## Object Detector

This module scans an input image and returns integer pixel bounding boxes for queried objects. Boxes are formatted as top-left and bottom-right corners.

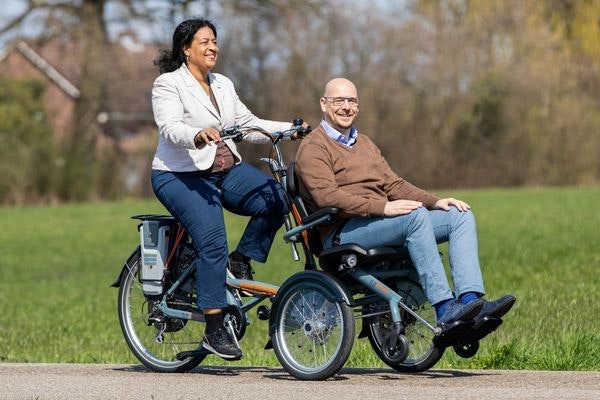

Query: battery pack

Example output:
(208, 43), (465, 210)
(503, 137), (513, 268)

(139, 220), (171, 296)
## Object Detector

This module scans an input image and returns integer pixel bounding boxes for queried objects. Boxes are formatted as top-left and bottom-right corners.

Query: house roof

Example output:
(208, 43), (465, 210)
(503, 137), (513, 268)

(1, 37), (161, 121)
(13, 41), (81, 98)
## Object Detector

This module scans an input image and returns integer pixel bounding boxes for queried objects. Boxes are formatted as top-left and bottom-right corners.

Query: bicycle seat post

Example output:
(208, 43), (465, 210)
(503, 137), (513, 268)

(284, 215), (300, 261)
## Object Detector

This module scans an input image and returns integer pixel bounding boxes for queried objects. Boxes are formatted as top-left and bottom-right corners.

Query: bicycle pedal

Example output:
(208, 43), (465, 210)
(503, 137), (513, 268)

(433, 320), (475, 348)
(467, 317), (503, 342)
(257, 305), (270, 320)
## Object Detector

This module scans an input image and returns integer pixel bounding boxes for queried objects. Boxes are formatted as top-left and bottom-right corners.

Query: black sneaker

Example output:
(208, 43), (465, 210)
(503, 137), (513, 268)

(476, 294), (516, 322)
(228, 252), (254, 281)
(202, 327), (243, 360)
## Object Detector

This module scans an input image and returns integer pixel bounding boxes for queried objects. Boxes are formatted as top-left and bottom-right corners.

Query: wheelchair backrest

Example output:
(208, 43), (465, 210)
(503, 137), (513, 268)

(286, 162), (325, 257)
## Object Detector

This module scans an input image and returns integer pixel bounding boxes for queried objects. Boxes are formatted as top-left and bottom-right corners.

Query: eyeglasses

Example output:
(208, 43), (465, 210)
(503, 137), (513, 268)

(323, 96), (359, 107)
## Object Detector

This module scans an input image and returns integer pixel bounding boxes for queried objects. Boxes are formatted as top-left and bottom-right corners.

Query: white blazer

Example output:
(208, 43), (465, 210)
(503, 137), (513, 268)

(151, 63), (292, 171)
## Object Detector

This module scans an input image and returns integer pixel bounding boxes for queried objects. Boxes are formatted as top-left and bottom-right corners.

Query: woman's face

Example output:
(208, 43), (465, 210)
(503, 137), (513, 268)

(184, 26), (218, 74)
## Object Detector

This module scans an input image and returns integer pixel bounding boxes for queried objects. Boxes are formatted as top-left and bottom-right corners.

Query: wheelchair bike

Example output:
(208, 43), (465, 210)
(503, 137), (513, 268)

(112, 119), (484, 381)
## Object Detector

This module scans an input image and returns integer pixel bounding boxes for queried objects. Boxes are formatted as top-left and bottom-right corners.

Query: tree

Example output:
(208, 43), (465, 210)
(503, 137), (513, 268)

(0, 76), (57, 204)
(1, 0), (598, 202)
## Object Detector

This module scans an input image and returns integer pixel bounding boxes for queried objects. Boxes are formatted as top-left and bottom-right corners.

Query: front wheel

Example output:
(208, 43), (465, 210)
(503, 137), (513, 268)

(117, 248), (206, 372)
(271, 278), (355, 380)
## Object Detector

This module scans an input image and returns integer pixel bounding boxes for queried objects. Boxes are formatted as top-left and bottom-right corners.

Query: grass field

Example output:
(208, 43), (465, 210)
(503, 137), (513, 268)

(1, 186), (599, 371)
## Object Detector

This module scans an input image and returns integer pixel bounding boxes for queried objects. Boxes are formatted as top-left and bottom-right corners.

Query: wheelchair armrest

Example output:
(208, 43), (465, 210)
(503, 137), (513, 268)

(283, 207), (339, 243)
(302, 207), (339, 225)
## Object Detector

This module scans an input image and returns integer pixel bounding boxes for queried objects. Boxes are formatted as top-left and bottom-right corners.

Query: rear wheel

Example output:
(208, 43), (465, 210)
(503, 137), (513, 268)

(366, 279), (444, 372)
(117, 248), (206, 372)
(271, 279), (355, 380)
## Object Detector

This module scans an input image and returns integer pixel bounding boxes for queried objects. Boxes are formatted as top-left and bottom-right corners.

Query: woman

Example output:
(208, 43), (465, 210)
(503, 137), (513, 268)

(151, 18), (299, 360)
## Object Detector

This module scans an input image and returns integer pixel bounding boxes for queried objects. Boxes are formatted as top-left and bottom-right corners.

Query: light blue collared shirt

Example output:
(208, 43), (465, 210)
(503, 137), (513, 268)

(321, 120), (358, 147)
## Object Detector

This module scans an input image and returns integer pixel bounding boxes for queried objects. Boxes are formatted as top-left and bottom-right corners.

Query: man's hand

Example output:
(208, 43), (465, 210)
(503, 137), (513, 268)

(434, 197), (471, 212)
(384, 200), (423, 216)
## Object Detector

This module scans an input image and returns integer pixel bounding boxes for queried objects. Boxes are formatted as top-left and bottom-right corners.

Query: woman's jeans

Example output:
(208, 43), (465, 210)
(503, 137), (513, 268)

(324, 207), (485, 305)
(151, 162), (288, 309)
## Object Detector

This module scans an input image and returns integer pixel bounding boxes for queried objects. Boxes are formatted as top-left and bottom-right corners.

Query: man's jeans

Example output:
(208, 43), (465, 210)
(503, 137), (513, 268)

(151, 162), (288, 309)
(324, 207), (485, 305)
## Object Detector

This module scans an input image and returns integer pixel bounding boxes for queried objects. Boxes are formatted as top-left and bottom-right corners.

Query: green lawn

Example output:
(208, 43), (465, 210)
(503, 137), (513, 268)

(1, 186), (599, 370)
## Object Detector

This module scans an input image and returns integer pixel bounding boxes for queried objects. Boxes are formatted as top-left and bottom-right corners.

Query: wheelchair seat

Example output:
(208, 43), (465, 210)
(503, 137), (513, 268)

(318, 243), (411, 273)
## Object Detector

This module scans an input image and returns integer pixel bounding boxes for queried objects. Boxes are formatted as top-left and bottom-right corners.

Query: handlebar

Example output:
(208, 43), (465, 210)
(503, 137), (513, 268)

(218, 118), (312, 143)
(217, 118), (310, 263)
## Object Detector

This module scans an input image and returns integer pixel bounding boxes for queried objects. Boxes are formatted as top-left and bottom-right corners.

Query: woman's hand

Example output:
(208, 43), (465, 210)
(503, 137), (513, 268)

(194, 128), (222, 147)
(434, 197), (471, 212)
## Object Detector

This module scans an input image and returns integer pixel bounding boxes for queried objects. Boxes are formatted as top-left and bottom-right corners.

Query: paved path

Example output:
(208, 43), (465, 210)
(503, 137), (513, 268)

(2, 363), (599, 399)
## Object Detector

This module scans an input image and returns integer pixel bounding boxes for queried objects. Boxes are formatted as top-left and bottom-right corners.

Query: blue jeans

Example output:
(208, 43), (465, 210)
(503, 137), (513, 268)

(151, 162), (288, 309)
(324, 207), (485, 305)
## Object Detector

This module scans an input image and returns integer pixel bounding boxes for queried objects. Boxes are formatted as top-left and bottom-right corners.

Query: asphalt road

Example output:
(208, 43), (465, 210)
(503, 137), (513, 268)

(2, 363), (599, 400)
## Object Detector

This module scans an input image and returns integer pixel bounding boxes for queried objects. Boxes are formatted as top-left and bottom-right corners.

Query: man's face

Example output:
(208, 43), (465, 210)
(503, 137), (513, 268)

(320, 80), (359, 132)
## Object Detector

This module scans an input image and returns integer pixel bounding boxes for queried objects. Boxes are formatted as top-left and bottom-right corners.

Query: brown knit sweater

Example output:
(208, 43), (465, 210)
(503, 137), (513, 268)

(295, 125), (440, 236)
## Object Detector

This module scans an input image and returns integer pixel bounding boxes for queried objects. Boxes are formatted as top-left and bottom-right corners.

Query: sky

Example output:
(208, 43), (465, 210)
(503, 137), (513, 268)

(0, 0), (28, 49)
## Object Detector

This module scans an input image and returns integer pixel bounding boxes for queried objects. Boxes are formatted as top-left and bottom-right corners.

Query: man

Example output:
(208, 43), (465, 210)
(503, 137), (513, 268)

(295, 77), (515, 345)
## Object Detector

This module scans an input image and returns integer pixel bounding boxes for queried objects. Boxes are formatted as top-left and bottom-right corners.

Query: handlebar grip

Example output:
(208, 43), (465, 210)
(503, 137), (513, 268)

(292, 118), (311, 138)
(222, 126), (239, 136)
(219, 126), (244, 142)
(297, 125), (312, 137)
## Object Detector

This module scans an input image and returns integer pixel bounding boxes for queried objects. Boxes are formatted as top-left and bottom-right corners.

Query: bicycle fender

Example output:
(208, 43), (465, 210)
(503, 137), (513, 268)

(268, 270), (353, 336)
(110, 246), (140, 288)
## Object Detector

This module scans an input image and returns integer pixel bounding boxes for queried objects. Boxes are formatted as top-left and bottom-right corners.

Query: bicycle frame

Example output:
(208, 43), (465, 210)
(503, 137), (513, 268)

(154, 220), (280, 323)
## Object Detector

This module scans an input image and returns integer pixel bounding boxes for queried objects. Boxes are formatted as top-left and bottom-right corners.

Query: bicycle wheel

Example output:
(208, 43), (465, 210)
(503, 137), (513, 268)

(271, 279), (355, 380)
(117, 248), (206, 372)
(366, 279), (444, 372)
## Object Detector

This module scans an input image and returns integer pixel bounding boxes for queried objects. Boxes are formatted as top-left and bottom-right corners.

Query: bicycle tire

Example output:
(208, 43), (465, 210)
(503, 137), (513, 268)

(271, 277), (355, 380)
(117, 247), (206, 372)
